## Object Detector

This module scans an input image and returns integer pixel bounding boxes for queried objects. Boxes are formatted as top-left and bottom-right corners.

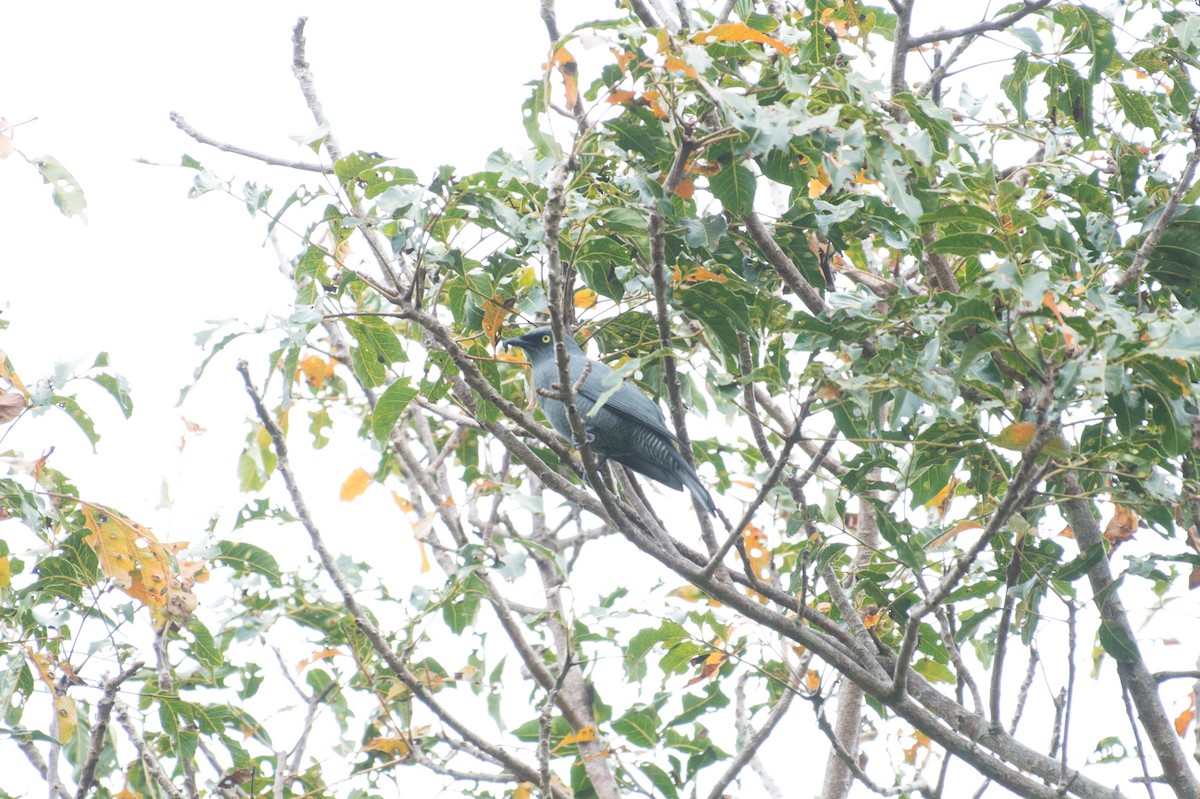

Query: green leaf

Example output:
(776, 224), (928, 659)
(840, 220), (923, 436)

(927, 233), (1005, 257)
(613, 705), (661, 748)
(24, 154), (87, 219)
(708, 162), (756, 217)
(87, 374), (133, 418)
(51, 395), (99, 450)
(216, 541), (283, 587)
(1097, 620), (1139, 662)
(185, 619), (224, 670)
(638, 762), (680, 799)
(1112, 83), (1161, 134)
(682, 215), (729, 248)
(669, 682), (729, 726)
(372, 378), (419, 444)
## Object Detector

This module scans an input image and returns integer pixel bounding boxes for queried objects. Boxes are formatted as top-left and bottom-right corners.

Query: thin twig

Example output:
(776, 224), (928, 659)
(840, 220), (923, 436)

(169, 113), (330, 173)
(113, 697), (187, 799)
(704, 676), (796, 799)
(539, 655), (573, 799)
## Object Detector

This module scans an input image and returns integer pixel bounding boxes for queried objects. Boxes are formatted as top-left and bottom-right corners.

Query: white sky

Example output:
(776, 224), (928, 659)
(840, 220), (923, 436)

(2, 3), (1197, 797)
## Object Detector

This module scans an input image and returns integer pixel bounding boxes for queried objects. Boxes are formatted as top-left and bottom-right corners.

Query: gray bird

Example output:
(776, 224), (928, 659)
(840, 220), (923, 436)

(502, 326), (716, 515)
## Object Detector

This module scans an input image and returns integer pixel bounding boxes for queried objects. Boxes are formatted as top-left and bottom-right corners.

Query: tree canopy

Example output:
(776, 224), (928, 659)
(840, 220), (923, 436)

(4, 2), (1200, 798)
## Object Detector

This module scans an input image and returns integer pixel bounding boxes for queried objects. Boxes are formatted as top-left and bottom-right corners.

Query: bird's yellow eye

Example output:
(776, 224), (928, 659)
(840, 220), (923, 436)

(541, 334), (551, 343)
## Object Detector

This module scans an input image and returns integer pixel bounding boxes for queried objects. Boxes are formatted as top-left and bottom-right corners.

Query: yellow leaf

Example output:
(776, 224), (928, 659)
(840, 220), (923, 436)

(518, 266), (538, 292)
(574, 288), (598, 309)
(992, 421), (1036, 450)
(923, 476), (960, 517)
(364, 736), (411, 758)
(0, 555), (9, 589)
(514, 783), (534, 799)
(805, 669), (821, 692)
(667, 585), (721, 606)
(607, 89), (637, 105)
(852, 168), (878, 185)
(296, 648), (344, 674)
(340, 468), (371, 501)
(691, 22), (793, 55)
(552, 725), (597, 753)
(54, 695), (77, 743)
(391, 491), (414, 513)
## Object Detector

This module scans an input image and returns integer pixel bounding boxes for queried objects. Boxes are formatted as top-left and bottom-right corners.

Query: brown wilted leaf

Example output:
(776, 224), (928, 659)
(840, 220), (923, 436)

(0, 390), (26, 423)
(481, 296), (513, 348)
(1104, 505), (1139, 546)
(340, 468), (371, 501)
(1189, 565), (1200, 590)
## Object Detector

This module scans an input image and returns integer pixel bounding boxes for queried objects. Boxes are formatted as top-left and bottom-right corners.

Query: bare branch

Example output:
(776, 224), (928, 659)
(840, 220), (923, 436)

(1060, 472), (1200, 798)
(704, 676), (796, 799)
(76, 660), (144, 799)
(113, 697), (187, 799)
(168, 113), (330, 173)
(908, 0), (1054, 48)
(235, 361), (573, 799)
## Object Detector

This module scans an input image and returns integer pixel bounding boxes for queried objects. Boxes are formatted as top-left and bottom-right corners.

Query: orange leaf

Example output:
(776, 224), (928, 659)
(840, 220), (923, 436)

(1104, 505), (1139, 546)
(663, 54), (698, 79)
(0, 350), (29, 396)
(296, 648), (344, 674)
(852, 168), (879, 185)
(681, 267), (728, 284)
(607, 89), (637, 106)
(674, 176), (695, 199)
(807, 163), (831, 198)
(691, 22), (793, 55)
(1175, 692), (1195, 736)
(297, 355), (335, 390)
(83, 505), (177, 616)
(549, 46), (579, 107)
(993, 421), (1036, 451)
(667, 585), (721, 606)
(641, 89), (669, 120)
(391, 491), (414, 513)
(481, 295), (513, 348)
(612, 48), (637, 73)
(340, 468), (371, 501)
(574, 288), (598, 309)
(805, 669), (821, 692)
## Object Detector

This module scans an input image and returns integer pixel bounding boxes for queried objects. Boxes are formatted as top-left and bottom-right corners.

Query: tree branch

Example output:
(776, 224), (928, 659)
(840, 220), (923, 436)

(75, 660), (144, 799)
(742, 212), (826, 315)
(1060, 472), (1200, 799)
(168, 113), (330, 173)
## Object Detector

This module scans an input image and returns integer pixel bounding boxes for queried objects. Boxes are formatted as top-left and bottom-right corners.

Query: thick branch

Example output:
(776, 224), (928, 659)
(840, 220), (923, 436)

(1060, 473), (1200, 799)
(75, 660), (144, 799)
(742, 212), (826, 315)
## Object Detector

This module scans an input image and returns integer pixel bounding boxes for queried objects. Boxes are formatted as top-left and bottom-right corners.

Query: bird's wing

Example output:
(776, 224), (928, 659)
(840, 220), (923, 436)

(575, 358), (681, 444)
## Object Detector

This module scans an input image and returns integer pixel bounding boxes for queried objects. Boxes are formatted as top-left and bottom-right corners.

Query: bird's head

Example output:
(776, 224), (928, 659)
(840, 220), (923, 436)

(501, 327), (581, 362)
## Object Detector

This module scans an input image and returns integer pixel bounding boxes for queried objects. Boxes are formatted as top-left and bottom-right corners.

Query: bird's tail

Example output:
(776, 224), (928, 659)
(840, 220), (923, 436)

(679, 465), (716, 515)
